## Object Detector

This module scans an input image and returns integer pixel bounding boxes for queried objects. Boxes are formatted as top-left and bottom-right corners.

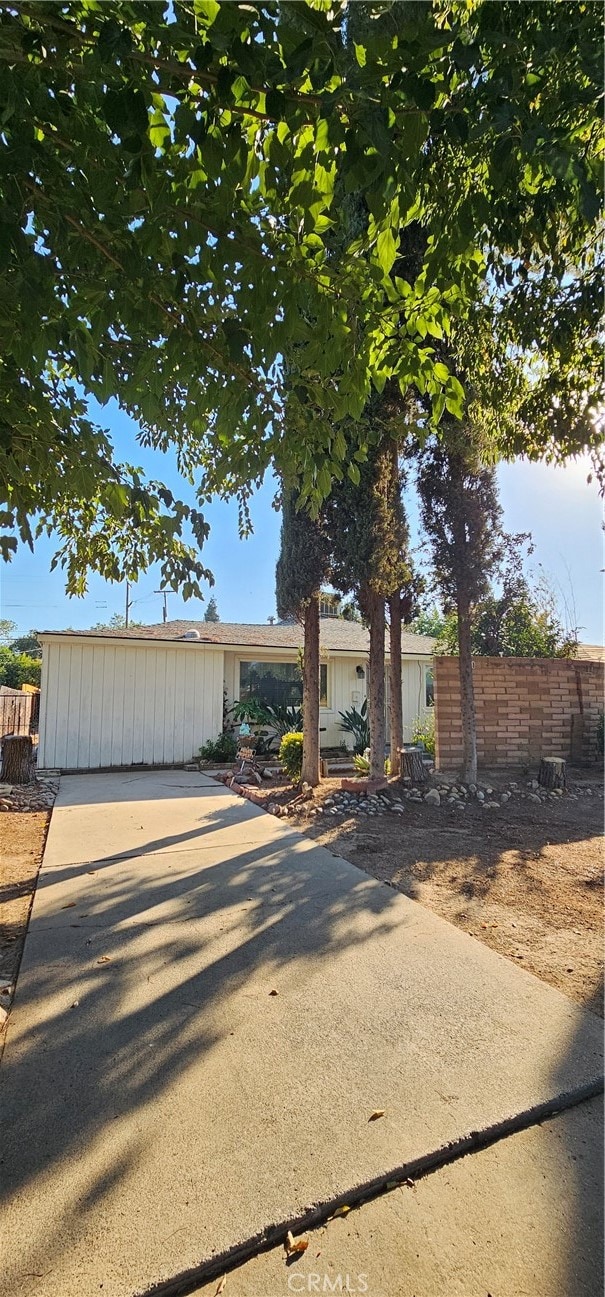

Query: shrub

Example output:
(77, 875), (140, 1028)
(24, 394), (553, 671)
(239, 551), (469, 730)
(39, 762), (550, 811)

(279, 731), (304, 783)
(411, 710), (435, 758)
(338, 699), (369, 754)
(199, 732), (237, 763)
(0, 647), (41, 689)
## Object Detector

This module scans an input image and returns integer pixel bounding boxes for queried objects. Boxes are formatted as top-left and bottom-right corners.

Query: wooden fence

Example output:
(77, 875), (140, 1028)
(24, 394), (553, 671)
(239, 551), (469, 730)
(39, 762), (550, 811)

(0, 687), (40, 739)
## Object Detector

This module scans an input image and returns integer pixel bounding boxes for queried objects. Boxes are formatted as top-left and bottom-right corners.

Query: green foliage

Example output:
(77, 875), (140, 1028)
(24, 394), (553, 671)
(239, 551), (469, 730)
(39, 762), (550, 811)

(8, 631), (41, 657)
(276, 489), (330, 619)
(279, 732), (304, 784)
(409, 608), (447, 639)
(411, 711), (435, 758)
(433, 558), (578, 659)
(92, 613), (142, 630)
(0, 619), (17, 646)
(199, 732), (237, 763)
(338, 699), (370, 754)
(417, 433), (505, 614)
(203, 596), (220, 623)
(0, 0), (601, 591)
(260, 703), (304, 740)
(0, 647), (41, 688)
(230, 698), (268, 726)
(326, 436), (411, 611)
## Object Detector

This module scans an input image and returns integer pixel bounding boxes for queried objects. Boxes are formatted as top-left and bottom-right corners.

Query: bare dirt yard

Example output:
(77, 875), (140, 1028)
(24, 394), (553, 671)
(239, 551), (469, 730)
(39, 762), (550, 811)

(0, 777), (58, 1043)
(238, 768), (604, 1015)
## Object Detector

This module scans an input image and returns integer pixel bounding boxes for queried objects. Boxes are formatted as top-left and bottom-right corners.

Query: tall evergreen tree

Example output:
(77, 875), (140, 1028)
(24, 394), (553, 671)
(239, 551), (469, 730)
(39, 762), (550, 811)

(203, 597), (220, 624)
(417, 432), (504, 783)
(325, 432), (409, 779)
(276, 490), (330, 786)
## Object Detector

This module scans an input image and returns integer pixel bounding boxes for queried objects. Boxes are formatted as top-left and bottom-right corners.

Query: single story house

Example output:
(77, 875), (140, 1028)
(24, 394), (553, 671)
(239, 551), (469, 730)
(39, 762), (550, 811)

(37, 620), (435, 772)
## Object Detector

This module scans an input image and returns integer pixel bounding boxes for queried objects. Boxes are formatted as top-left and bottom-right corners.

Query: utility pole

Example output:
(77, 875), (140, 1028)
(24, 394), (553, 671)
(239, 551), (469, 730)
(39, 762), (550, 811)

(154, 589), (168, 623)
(125, 581), (133, 629)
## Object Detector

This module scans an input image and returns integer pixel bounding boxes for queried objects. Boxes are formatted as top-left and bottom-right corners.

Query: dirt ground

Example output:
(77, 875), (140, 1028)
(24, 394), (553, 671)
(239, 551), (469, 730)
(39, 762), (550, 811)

(0, 811), (50, 1027)
(245, 770), (604, 1015)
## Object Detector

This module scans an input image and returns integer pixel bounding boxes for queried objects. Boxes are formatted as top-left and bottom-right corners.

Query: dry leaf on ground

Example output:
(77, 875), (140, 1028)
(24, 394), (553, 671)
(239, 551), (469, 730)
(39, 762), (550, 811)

(214, 1276), (227, 1295)
(285, 1230), (309, 1257)
(368, 1109), (385, 1121)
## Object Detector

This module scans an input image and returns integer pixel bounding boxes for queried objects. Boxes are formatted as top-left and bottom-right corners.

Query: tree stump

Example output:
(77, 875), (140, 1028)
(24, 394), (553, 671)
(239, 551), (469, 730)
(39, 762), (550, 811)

(538, 756), (566, 790)
(0, 735), (33, 785)
(399, 748), (428, 783)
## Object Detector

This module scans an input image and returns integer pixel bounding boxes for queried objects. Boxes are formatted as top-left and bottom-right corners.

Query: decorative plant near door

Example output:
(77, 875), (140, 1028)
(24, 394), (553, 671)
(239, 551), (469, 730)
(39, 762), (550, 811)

(338, 699), (370, 754)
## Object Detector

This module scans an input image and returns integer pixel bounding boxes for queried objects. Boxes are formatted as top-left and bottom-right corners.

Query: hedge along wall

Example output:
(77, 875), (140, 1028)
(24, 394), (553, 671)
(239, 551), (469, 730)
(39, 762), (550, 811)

(434, 656), (603, 772)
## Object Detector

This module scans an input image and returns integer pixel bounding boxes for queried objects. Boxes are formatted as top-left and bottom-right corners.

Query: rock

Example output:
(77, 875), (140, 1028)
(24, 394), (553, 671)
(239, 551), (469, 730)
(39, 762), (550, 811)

(500, 792), (510, 803)
(485, 800), (500, 809)
(476, 790), (485, 802)
(468, 783), (477, 794)
(527, 793), (541, 803)
(485, 786), (494, 795)
(424, 788), (441, 806)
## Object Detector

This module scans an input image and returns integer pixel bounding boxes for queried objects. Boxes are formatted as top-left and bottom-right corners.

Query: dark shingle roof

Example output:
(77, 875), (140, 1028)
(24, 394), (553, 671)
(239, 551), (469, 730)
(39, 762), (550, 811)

(39, 619), (435, 657)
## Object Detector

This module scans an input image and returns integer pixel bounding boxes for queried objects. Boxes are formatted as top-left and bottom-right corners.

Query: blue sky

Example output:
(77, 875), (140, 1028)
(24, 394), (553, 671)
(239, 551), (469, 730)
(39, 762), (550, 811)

(1, 399), (602, 643)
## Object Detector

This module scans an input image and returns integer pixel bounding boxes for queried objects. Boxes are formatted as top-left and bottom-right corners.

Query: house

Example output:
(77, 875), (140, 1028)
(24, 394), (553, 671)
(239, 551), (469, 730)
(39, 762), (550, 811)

(37, 620), (435, 771)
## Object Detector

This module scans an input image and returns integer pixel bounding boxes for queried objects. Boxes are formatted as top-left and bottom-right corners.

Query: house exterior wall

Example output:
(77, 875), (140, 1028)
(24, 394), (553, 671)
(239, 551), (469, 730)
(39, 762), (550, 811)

(434, 655), (604, 772)
(38, 638), (224, 770)
(224, 649), (432, 748)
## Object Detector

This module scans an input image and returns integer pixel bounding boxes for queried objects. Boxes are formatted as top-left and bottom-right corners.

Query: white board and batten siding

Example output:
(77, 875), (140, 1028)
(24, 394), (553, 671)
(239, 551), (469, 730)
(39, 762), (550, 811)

(38, 637), (224, 771)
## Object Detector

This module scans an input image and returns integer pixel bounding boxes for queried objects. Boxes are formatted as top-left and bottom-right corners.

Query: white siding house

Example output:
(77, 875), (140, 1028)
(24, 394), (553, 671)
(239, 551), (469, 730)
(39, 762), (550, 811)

(37, 620), (435, 771)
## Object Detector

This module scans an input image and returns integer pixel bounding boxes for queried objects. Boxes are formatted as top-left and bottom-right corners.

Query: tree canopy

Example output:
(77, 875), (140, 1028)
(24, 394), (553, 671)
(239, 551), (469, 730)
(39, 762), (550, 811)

(1, 0), (602, 591)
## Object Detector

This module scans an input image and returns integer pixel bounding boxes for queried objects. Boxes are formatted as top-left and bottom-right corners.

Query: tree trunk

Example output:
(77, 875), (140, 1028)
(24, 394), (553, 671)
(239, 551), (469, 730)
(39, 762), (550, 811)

(1, 735), (33, 785)
(301, 593), (321, 787)
(457, 590), (477, 785)
(400, 749), (427, 783)
(367, 587), (386, 781)
(388, 591), (403, 778)
(538, 757), (566, 790)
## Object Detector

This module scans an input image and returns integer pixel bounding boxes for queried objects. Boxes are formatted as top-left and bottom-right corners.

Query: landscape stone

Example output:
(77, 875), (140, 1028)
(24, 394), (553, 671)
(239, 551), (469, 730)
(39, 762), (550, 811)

(424, 788), (441, 806)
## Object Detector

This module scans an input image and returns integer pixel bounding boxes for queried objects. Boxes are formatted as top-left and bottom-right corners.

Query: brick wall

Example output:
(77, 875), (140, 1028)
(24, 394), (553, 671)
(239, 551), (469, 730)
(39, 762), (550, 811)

(434, 656), (604, 772)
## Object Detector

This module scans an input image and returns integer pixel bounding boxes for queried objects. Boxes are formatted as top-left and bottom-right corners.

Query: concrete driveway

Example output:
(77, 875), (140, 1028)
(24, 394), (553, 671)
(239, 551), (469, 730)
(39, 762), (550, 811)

(1, 770), (602, 1297)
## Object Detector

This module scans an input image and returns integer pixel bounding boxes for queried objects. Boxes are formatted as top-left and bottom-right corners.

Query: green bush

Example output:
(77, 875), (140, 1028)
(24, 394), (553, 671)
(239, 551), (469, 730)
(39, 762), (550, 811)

(0, 647), (41, 688)
(279, 731), (304, 783)
(411, 710), (435, 758)
(199, 732), (237, 762)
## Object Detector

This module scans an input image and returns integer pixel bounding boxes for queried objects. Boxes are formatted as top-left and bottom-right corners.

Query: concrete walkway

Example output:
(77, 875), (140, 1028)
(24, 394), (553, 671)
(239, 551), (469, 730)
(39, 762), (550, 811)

(1, 771), (602, 1297)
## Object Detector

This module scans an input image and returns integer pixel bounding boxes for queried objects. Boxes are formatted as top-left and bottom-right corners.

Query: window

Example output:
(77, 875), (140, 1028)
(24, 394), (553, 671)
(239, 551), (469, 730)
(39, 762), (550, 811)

(425, 666), (434, 707)
(240, 661), (329, 708)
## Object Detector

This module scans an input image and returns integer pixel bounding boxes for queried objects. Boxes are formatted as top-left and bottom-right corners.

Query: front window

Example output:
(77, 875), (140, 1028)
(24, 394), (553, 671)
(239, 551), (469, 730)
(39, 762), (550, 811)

(239, 661), (328, 708)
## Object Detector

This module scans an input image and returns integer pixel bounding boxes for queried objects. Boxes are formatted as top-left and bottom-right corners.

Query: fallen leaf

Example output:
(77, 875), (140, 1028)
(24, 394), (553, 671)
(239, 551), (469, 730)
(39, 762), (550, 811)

(333, 1205), (350, 1218)
(86, 870), (97, 875)
(61, 902), (76, 909)
(285, 1231), (308, 1257)
(403, 1178), (415, 1189)
(269, 989), (278, 996)
(97, 956), (111, 964)
(214, 1276), (227, 1295)
(368, 1109), (385, 1122)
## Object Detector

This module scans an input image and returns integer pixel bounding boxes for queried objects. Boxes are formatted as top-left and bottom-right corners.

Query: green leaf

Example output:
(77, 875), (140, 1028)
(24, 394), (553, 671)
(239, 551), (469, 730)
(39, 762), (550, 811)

(376, 227), (398, 274)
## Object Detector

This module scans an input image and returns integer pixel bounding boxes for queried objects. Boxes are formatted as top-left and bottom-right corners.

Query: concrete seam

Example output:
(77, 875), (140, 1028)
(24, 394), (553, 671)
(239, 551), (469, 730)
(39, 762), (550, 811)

(136, 1077), (604, 1297)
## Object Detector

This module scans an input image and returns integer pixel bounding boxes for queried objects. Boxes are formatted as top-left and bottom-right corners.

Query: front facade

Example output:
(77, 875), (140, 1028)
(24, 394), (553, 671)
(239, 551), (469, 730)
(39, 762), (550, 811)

(37, 620), (435, 771)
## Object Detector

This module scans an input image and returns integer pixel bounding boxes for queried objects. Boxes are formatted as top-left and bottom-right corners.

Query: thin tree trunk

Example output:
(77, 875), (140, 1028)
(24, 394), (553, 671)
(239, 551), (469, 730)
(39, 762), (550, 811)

(388, 590), (403, 777)
(367, 587), (386, 781)
(301, 593), (320, 786)
(457, 590), (477, 784)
